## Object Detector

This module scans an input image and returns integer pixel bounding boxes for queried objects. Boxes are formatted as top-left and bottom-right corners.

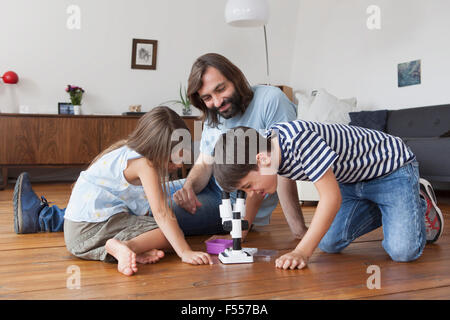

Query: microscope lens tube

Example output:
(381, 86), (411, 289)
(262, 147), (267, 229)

(221, 191), (232, 221)
(234, 190), (246, 218)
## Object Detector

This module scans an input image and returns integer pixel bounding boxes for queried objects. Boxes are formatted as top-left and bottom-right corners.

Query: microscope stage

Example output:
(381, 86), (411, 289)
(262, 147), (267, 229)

(218, 248), (254, 264)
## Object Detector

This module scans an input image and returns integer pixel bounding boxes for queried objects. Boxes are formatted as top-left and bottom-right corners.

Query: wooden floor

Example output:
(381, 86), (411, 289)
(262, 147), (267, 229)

(0, 182), (449, 300)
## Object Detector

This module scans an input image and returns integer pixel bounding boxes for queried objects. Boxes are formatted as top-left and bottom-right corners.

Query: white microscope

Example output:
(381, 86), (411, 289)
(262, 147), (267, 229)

(218, 190), (254, 264)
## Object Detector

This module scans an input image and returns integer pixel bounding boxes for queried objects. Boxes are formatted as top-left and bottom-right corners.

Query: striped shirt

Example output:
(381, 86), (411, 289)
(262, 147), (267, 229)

(268, 120), (415, 183)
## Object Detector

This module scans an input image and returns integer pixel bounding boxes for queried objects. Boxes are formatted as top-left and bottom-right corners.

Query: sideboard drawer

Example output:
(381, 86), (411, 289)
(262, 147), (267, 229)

(0, 117), (39, 164)
(38, 117), (100, 164)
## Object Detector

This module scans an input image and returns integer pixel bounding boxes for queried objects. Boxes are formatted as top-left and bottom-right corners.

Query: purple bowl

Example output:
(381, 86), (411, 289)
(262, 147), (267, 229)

(206, 239), (233, 254)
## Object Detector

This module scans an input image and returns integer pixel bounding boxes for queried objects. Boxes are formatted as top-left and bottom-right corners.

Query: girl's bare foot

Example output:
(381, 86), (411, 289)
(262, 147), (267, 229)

(105, 239), (138, 276)
(136, 249), (165, 264)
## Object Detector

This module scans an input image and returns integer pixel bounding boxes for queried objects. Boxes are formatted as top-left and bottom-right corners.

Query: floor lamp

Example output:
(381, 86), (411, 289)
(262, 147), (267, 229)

(225, 0), (270, 84)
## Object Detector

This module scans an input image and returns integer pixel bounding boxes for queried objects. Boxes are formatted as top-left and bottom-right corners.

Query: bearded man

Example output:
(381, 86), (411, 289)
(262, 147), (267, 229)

(171, 53), (307, 240)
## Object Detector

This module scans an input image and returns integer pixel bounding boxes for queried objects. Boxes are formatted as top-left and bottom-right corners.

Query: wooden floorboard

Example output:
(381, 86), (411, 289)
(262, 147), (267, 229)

(0, 182), (449, 300)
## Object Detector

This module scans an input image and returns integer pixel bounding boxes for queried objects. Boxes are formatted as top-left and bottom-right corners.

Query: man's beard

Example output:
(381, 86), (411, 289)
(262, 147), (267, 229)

(213, 90), (242, 119)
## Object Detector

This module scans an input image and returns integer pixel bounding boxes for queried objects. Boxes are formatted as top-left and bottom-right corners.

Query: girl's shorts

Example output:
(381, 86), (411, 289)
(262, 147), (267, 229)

(64, 212), (158, 262)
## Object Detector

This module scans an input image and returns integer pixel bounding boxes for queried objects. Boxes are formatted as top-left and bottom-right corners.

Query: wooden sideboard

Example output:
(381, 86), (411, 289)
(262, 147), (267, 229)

(0, 113), (199, 189)
(0, 85), (293, 189)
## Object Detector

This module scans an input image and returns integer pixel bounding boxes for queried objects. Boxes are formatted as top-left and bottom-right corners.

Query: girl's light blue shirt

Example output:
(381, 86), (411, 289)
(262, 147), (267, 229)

(64, 145), (149, 223)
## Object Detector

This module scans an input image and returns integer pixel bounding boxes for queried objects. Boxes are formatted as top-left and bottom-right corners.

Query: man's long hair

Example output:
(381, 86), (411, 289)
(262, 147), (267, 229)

(187, 53), (254, 128)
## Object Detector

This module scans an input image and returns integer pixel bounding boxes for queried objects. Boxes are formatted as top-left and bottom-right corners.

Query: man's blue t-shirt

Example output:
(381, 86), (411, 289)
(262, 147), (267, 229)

(200, 85), (297, 225)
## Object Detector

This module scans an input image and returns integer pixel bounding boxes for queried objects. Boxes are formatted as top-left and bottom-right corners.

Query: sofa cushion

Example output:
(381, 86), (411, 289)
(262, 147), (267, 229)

(296, 89), (357, 124)
(349, 110), (388, 132)
(403, 137), (450, 182)
(386, 104), (450, 138)
(295, 92), (315, 120)
(308, 89), (356, 124)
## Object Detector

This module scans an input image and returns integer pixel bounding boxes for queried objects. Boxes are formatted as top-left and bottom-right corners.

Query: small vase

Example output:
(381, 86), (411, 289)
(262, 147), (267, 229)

(73, 105), (81, 115)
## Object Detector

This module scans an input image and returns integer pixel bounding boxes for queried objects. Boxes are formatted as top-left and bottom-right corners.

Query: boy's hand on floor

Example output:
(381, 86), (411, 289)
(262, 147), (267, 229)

(275, 250), (309, 270)
(181, 250), (213, 265)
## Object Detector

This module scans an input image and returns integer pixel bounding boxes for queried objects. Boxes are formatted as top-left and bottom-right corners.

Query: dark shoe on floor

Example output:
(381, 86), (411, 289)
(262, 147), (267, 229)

(420, 178), (444, 243)
(13, 172), (48, 234)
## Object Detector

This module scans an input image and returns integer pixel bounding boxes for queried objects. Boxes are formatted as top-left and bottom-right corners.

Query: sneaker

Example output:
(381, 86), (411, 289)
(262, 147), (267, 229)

(419, 178), (444, 243)
(13, 172), (48, 234)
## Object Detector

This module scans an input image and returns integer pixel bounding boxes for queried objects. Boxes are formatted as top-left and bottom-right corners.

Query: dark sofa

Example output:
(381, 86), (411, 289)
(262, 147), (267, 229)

(349, 104), (450, 189)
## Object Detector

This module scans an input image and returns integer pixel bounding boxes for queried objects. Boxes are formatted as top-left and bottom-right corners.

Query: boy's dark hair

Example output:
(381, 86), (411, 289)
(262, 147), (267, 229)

(213, 126), (271, 192)
(187, 53), (254, 128)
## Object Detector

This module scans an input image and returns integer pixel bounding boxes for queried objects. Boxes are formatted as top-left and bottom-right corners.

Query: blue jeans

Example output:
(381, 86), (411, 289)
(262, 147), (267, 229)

(157, 177), (225, 236)
(158, 177), (279, 235)
(318, 161), (426, 262)
(40, 205), (66, 232)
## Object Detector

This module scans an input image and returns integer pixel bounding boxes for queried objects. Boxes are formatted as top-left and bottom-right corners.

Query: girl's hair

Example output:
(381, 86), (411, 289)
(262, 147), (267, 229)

(89, 106), (188, 209)
(187, 53), (254, 128)
(212, 126), (271, 192)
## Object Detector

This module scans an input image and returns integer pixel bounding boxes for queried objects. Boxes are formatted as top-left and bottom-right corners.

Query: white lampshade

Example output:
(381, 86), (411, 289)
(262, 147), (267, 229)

(225, 0), (269, 27)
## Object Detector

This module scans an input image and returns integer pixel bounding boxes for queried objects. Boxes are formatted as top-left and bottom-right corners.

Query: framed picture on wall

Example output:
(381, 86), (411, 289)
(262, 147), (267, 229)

(131, 39), (158, 70)
(398, 59), (421, 87)
(58, 102), (74, 115)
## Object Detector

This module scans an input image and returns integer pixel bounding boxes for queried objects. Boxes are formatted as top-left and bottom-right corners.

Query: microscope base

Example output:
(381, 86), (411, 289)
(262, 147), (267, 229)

(219, 248), (254, 264)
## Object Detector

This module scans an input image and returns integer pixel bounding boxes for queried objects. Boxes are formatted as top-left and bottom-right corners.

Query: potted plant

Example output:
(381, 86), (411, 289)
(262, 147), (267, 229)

(164, 83), (192, 116)
(66, 85), (85, 114)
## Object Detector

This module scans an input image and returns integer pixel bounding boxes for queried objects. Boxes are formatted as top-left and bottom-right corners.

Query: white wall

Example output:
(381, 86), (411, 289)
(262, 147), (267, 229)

(290, 0), (450, 110)
(0, 0), (299, 115)
(4, 0), (447, 116)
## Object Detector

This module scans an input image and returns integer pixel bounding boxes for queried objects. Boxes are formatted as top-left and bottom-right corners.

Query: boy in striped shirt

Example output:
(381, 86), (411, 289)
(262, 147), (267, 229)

(212, 120), (443, 270)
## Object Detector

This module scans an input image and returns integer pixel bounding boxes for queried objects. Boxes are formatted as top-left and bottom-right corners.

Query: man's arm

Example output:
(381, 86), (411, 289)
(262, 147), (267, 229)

(276, 175), (308, 239)
(184, 153), (213, 193)
(173, 152), (213, 214)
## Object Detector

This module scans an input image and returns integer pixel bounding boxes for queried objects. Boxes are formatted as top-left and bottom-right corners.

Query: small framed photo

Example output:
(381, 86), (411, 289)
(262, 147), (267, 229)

(131, 39), (158, 70)
(58, 102), (74, 115)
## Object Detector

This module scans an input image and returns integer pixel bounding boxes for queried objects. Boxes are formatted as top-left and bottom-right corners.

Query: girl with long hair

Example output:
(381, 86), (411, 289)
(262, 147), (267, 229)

(14, 106), (212, 276)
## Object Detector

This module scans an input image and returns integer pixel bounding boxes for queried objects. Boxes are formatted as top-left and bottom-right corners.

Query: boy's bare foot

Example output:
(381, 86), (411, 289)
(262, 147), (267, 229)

(105, 239), (138, 276)
(136, 249), (165, 264)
